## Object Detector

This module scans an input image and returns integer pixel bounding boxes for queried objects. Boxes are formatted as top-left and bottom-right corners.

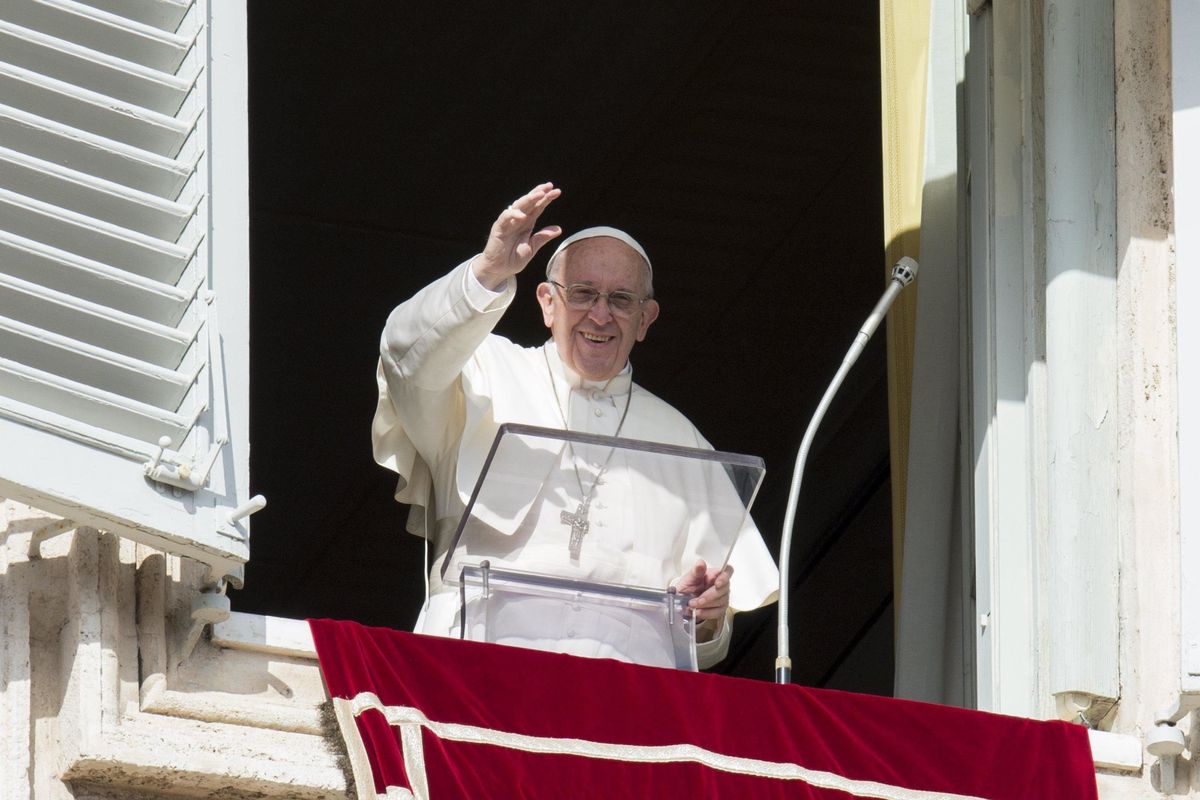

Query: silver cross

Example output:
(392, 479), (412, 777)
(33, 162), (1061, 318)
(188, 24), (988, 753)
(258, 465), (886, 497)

(561, 498), (591, 559)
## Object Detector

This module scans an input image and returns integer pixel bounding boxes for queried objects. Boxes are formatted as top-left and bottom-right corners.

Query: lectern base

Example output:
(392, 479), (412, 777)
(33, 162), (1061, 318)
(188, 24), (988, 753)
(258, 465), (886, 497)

(459, 563), (698, 670)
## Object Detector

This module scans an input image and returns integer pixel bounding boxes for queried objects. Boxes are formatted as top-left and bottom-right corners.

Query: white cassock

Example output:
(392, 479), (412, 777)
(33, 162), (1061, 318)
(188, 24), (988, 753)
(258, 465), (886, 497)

(373, 260), (780, 667)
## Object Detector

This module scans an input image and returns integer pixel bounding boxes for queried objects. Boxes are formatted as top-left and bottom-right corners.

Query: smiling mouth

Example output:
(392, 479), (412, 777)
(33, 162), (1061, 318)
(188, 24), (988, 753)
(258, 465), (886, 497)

(580, 332), (614, 344)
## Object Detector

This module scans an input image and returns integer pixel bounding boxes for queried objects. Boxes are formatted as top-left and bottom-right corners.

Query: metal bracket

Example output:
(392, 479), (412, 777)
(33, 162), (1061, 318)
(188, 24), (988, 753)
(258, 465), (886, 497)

(1147, 724), (1187, 793)
(966, 0), (990, 16)
(144, 434), (229, 492)
(1156, 693), (1200, 726)
(179, 581), (232, 664)
(1054, 691), (1117, 728)
(1150, 694), (1200, 794)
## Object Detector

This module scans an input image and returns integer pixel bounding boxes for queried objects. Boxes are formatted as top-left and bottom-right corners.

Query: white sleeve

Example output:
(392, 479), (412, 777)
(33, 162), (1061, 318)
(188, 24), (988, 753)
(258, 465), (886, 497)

(371, 258), (517, 524)
(380, 259), (515, 392)
(696, 609), (734, 669)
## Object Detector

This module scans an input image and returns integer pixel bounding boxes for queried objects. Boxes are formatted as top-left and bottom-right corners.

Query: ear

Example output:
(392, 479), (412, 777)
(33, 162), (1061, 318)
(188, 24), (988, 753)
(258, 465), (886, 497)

(635, 299), (660, 342)
(535, 282), (555, 329)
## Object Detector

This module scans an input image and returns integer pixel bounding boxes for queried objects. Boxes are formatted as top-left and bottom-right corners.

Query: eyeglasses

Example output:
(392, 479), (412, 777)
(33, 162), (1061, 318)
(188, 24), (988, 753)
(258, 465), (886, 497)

(549, 281), (649, 317)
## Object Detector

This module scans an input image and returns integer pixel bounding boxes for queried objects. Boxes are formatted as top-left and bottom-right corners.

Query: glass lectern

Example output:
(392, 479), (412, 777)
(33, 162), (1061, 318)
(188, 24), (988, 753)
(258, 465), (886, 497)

(442, 423), (765, 670)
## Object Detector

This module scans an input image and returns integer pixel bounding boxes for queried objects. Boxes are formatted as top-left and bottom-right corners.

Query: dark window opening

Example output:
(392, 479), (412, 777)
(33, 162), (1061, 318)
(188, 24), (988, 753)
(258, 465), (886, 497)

(237, 2), (891, 691)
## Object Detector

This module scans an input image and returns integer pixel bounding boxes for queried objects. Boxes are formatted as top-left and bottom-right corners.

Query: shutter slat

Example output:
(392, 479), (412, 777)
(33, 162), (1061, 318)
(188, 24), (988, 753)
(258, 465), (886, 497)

(0, 62), (195, 155)
(0, 103), (196, 197)
(0, 271), (196, 366)
(1, 0), (194, 72)
(0, 231), (195, 326)
(83, 0), (193, 33)
(0, 314), (197, 408)
(0, 6), (202, 446)
(0, 145), (195, 238)
(0, 188), (193, 282)
(0, 20), (194, 115)
(0, 355), (199, 446)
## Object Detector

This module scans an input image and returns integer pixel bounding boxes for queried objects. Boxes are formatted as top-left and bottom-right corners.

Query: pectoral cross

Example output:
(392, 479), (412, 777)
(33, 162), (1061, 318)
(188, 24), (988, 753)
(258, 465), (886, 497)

(561, 497), (591, 559)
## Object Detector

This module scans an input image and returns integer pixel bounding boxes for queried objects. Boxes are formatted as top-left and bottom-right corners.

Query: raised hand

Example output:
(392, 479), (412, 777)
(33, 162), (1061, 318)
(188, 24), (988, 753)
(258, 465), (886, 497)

(472, 182), (562, 289)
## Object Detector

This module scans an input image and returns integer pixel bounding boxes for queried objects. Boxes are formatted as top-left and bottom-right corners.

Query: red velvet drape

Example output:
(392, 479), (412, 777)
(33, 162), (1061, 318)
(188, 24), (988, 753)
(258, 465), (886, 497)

(310, 619), (1098, 799)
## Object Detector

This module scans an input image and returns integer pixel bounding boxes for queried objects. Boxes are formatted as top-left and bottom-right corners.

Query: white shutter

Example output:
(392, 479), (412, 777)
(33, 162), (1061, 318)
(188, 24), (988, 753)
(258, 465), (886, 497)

(0, 0), (251, 584)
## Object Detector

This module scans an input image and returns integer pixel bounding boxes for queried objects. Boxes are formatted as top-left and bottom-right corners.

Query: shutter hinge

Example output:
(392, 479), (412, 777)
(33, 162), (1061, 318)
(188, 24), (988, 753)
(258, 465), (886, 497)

(967, 0), (990, 16)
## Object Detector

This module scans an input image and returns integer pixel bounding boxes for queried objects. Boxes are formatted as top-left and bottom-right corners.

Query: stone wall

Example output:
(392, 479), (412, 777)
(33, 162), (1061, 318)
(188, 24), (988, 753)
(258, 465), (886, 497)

(0, 500), (348, 799)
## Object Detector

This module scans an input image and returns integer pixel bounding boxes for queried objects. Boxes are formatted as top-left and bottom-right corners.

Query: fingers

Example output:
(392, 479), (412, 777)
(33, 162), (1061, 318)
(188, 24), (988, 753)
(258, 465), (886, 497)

(525, 224), (563, 258)
(670, 560), (734, 622)
(510, 186), (562, 257)
(501, 183), (560, 226)
(512, 181), (557, 210)
(524, 182), (561, 215)
(475, 182), (562, 287)
(498, 184), (561, 242)
(670, 560), (708, 594)
(687, 564), (734, 621)
(672, 561), (734, 623)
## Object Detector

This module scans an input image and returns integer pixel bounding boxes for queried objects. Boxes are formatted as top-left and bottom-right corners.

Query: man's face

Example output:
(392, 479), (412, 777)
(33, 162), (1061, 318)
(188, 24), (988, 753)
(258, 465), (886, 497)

(536, 238), (660, 382)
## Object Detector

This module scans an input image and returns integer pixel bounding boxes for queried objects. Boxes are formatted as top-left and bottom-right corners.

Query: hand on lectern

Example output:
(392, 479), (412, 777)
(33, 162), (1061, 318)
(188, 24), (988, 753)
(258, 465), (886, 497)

(672, 560), (734, 629)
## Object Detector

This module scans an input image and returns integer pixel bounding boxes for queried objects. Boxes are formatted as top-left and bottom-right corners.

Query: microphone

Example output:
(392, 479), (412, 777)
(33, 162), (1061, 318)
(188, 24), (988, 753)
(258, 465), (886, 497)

(775, 256), (918, 684)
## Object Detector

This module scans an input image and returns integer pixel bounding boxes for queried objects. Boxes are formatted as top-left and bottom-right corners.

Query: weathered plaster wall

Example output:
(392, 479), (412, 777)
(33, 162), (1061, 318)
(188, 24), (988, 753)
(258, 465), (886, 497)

(1098, 0), (1192, 796)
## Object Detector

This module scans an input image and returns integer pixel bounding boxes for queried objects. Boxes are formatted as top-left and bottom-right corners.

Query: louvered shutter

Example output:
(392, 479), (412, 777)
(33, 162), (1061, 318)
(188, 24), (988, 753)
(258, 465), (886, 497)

(0, 0), (251, 584)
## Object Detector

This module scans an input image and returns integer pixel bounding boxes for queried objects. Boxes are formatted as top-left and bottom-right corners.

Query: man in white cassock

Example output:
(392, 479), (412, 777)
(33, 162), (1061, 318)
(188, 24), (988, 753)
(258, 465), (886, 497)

(373, 182), (779, 668)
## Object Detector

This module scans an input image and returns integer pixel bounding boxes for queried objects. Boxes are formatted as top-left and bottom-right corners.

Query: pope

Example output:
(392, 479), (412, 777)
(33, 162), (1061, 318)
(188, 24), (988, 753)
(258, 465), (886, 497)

(372, 182), (779, 667)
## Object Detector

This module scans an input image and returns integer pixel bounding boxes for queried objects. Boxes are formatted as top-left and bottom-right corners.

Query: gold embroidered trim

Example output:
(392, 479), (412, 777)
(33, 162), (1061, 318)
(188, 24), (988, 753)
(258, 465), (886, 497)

(400, 722), (429, 800)
(334, 697), (425, 800)
(346, 692), (987, 800)
(332, 698), (382, 800)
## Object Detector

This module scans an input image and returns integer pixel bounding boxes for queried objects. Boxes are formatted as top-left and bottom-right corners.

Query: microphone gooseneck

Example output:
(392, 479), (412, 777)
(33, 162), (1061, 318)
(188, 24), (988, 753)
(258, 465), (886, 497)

(775, 257), (918, 685)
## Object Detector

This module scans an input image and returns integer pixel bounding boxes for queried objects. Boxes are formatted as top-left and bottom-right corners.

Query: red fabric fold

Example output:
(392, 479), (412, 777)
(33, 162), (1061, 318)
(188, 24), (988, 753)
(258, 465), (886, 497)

(310, 619), (1098, 799)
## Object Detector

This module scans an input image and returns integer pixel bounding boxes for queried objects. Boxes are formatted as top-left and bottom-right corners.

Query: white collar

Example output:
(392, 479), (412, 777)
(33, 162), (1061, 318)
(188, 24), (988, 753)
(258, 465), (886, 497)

(541, 340), (632, 395)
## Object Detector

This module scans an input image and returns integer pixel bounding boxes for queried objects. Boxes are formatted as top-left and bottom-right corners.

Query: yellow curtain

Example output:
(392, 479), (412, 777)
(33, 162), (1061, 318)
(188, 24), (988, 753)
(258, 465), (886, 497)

(879, 0), (928, 612)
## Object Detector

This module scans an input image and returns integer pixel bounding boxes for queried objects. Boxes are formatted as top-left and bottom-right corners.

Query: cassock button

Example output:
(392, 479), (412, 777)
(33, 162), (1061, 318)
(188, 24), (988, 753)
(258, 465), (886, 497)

(567, 629), (576, 638)
(594, 407), (603, 417)
(591, 390), (603, 401)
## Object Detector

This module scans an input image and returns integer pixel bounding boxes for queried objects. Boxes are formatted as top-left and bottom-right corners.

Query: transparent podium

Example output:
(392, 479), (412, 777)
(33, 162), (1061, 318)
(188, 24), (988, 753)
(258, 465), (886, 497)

(442, 423), (765, 670)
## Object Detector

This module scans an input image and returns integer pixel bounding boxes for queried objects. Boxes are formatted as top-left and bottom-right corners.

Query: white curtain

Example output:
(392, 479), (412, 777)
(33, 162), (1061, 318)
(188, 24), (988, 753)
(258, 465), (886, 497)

(892, 0), (969, 707)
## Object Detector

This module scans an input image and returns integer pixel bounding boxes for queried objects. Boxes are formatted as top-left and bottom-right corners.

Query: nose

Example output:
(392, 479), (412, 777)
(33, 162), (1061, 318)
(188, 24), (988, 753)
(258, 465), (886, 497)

(587, 296), (615, 324)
